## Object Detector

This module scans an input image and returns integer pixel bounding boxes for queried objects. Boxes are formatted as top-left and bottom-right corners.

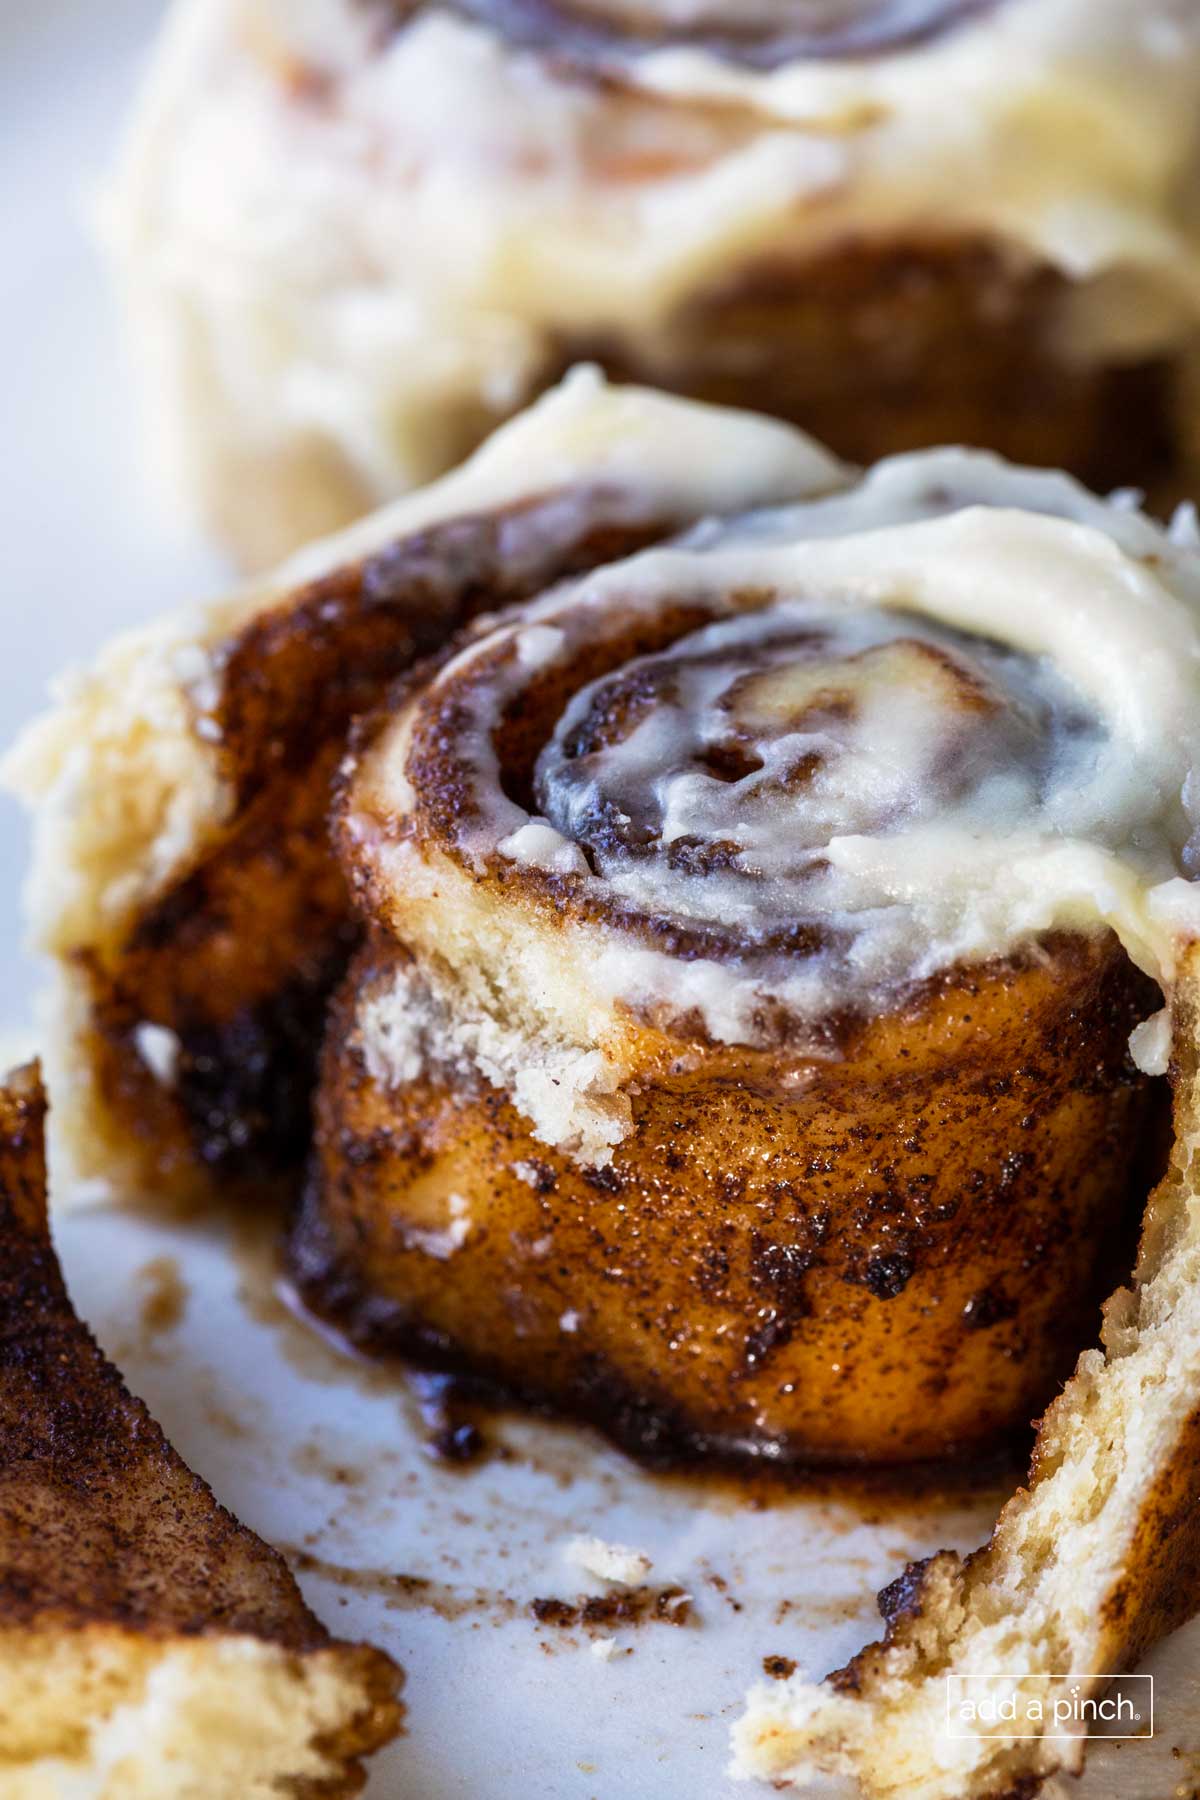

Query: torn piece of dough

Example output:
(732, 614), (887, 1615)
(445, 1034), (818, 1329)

(0, 1064), (403, 1798)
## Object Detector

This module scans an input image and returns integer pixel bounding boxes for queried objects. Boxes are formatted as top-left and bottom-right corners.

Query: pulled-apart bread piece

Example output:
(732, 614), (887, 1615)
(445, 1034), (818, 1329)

(732, 950), (1200, 1794)
(0, 1063), (401, 1796)
(5, 372), (842, 1206)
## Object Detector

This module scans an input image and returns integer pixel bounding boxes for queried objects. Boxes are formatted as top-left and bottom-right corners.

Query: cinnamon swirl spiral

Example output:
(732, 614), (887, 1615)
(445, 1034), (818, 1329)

(292, 444), (1200, 1464)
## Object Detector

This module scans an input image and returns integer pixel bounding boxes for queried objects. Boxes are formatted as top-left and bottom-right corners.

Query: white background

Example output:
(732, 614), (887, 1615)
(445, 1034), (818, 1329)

(0, 0), (223, 1032)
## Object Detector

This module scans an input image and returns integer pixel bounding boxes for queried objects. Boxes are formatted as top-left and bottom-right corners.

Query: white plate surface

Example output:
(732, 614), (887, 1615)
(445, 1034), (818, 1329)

(3, 6), (1200, 1796)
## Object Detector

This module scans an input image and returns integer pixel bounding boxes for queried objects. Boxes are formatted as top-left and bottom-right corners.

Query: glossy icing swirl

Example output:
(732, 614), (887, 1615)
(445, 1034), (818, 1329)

(536, 607), (1092, 950)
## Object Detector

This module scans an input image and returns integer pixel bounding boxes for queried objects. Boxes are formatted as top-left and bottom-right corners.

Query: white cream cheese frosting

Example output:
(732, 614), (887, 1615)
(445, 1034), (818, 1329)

(104, 0), (1200, 560)
(5, 370), (839, 957)
(356, 443), (1200, 1103)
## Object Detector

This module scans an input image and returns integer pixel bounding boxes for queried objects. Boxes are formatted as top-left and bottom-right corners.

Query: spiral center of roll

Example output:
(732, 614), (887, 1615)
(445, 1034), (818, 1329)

(384, 0), (995, 65)
(561, 0), (983, 51)
(535, 606), (1091, 936)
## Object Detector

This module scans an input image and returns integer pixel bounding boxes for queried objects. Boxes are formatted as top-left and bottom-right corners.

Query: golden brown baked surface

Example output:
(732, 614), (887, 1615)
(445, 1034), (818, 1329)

(0, 1064), (402, 1795)
(295, 929), (1155, 1465)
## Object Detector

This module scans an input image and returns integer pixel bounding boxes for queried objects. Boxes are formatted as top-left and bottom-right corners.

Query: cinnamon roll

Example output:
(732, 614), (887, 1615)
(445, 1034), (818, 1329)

(288, 427), (1200, 1793)
(293, 439), (1200, 1470)
(6, 375), (840, 1204)
(107, 0), (1200, 566)
(16, 380), (1200, 1795)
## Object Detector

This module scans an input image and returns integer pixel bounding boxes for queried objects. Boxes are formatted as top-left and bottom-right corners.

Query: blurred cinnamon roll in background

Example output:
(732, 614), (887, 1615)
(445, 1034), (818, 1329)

(107, 0), (1200, 566)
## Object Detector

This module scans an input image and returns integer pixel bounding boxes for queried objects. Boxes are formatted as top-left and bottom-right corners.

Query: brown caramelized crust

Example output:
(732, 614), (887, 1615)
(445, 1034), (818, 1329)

(291, 931), (1159, 1466)
(0, 1065), (402, 1791)
(561, 239), (1176, 497)
(76, 499), (676, 1200)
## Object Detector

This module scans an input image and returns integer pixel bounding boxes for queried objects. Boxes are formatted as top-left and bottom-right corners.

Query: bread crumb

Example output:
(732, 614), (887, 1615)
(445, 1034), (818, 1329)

(406, 1191), (471, 1260)
(566, 1536), (653, 1587)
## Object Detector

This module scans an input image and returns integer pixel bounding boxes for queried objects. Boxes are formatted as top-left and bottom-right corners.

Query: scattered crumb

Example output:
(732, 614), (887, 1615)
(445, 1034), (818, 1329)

(762, 1654), (797, 1681)
(590, 1636), (620, 1662)
(530, 1587), (692, 1630)
(704, 1569), (744, 1613)
(566, 1535), (652, 1586)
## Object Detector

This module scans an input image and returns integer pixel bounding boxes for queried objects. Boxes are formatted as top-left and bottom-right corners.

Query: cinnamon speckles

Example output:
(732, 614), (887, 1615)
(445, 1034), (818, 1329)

(862, 1253), (915, 1301)
(742, 1312), (795, 1372)
(762, 1653), (798, 1681)
(530, 1586), (693, 1631)
(962, 1285), (1018, 1332)
(749, 1234), (818, 1310)
(297, 926), (1160, 1464)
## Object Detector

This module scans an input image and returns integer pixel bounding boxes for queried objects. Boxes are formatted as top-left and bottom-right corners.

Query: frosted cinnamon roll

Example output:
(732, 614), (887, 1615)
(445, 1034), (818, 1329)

(6, 376), (839, 1204)
(108, 0), (1200, 566)
(290, 442), (1200, 1472)
(295, 436), (1200, 1792)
